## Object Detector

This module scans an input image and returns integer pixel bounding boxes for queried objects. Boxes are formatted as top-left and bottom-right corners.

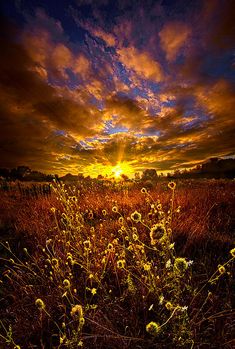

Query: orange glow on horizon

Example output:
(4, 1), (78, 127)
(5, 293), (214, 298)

(84, 161), (134, 179)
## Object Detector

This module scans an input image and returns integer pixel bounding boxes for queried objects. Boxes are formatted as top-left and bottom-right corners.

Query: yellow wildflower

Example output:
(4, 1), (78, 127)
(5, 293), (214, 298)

(130, 210), (142, 223)
(35, 298), (45, 310)
(168, 181), (176, 190)
(146, 321), (161, 336)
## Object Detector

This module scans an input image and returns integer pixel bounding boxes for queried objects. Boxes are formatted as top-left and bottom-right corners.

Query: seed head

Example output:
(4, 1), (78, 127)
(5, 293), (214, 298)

(83, 240), (91, 249)
(112, 206), (118, 213)
(70, 304), (83, 319)
(150, 224), (166, 245)
(174, 258), (188, 273)
(51, 258), (59, 267)
(146, 321), (161, 336)
(117, 259), (126, 269)
(168, 181), (176, 190)
(230, 248), (235, 258)
(63, 279), (71, 289)
(165, 302), (173, 310)
(35, 298), (45, 310)
(130, 211), (142, 223)
(218, 265), (226, 274)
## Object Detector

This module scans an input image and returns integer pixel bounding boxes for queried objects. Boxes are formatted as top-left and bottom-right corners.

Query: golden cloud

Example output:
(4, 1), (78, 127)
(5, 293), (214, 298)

(91, 27), (116, 47)
(117, 46), (164, 82)
(159, 21), (191, 61)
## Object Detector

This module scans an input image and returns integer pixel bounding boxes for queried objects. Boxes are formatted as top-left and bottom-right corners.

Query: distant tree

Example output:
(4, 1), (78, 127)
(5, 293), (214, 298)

(0, 168), (10, 178)
(97, 174), (104, 180)
(173, 169), (181, 178)
(77, 173), (84, 180)
(141, 169), (158, 181)
(17, 166), (31, 178)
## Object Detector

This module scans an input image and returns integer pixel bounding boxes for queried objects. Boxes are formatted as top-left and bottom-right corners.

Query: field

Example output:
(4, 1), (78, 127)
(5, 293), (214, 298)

(0, 179), (234, 349)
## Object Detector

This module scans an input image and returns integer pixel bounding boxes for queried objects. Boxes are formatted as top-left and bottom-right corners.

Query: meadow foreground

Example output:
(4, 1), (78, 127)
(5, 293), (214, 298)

(0, 179), (234, 349)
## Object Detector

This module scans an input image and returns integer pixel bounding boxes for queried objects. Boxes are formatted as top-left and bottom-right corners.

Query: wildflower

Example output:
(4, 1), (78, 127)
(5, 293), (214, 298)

(131, 210), (142, 223)
(146, 321), (161, 336)
(79, 317), (85, 326)
(180, 306), (188, 312)
(35, 298), (45, 310)
(90, 227), (95, 233)
(63, 279), (71, 289)
(50, 207), (56, 213)
(112, 206), (118, 213)
(102, 209), (107, 216)
(159, 295), (164, 305)
(67, 255), (73, 264)
(230, 248), (235, 258)
(187, 260), (194, 266)
(141, 187), (147, 194)
(143, 262), (151, 271)
(70, 304), (83, 319)
(165, 259), (172, 268)
(83, 240), (91, 249)
(107, 243), (114, 251)
(51, 258), (59, 267)
(88, 212), (93, 219)
(150, 224), (166, 245)
(117, 259), (126, 269)
(174, 258), (188, 273)
(168, 181), (176, 190)
(218, 265), (226, 274)
(208, 291), (213, 301)
(118, 217), (124, 224)
(132, 233), (138, 241)
(91, 288), (97, 295)
(176, 206), (181, 213)
(165, 302), (173, 310)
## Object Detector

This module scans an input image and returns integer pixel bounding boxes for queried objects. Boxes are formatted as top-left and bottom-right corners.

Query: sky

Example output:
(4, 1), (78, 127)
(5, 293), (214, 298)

(0, 0), (235, 177)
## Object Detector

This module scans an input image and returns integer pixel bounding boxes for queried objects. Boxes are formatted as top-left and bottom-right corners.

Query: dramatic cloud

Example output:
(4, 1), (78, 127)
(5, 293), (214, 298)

(117, 46), (164, 82)
(159, 21), (191, 61)
(0, 0), (235, 176)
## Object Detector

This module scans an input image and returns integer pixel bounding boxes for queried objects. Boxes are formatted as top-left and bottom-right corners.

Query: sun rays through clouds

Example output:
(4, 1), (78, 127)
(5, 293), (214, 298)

(0, 0), (235, 176)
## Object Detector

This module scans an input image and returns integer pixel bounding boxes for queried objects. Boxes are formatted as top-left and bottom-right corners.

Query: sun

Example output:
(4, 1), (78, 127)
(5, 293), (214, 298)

(113, 166), (123, 178)
(112, 162), (132, 179)
(84, 161), (134, 178)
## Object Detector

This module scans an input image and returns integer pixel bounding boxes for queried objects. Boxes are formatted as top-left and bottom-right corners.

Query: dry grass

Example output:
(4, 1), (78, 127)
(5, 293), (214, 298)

(0, 179), (234, 348)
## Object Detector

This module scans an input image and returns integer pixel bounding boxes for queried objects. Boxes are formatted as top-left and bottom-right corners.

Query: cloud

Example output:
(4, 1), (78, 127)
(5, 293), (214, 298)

(159, 21), (191, 62)
(0, 0), (235, 176)
(89, 27), (116, 47)
(117, 46), (164, 82)
(0, 16), (105, 172)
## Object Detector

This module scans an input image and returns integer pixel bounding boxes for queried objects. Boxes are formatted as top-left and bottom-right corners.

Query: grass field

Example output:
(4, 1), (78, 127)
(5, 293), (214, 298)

(0, 179), (234, 349)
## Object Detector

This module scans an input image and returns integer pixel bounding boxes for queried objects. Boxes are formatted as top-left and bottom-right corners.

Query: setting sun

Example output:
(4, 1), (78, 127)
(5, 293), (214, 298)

(113, 167), (122, 178)
(112, 162), (133, 179)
